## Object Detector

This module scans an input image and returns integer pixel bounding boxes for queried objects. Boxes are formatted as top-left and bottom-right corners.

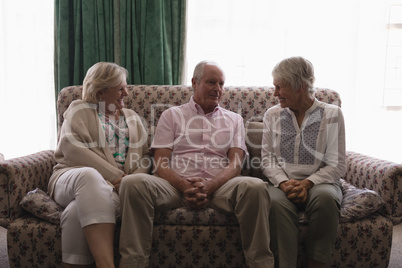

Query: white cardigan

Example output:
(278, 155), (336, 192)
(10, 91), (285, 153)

(48, 100), (150, 197)
(261, 99), (346, 187)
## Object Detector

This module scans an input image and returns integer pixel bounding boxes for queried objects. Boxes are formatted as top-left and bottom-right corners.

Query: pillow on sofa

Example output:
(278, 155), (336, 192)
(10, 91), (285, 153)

(245, 121), (263, 157)
(298, 180), (385, 224)
(339, 179), (385, 222)
(245, 121), (264, 178)
(20, 188), (63, 224)
(20, 188), (121, 224)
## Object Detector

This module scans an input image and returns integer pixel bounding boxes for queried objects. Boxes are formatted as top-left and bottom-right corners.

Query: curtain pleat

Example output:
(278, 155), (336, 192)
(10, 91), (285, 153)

(55, 0), (115, 95)
(55, 0), (186, 96)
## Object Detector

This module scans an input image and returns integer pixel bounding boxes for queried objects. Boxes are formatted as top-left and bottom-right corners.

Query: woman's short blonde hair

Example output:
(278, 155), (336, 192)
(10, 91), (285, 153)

(82, 62), (128, 103)
(272, 56), (316, 96)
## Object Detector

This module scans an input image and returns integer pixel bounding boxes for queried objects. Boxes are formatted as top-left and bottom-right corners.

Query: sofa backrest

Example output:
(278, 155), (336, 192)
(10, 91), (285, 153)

(57, 85), (341, 177)
(57, 85), (342, 138)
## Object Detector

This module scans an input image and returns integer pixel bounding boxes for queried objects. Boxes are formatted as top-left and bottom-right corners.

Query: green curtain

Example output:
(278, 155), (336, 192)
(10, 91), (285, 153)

(55, 0), (186, 96)
(55, 0), (115, 94)
(119, 0), (186, 85)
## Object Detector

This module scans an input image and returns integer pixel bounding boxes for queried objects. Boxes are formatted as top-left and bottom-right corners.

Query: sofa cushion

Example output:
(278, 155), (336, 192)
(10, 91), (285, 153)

(20, 188), (63, 224)
(20, 190), (239, 226)
(294, 179), (385, 224)
(245, 121), (263, 157)
(339, 178), (385, 222)
(20, 188), (123, 224)
(154, 207), (239, 226)
(245, 121), (264, 178)
(21, 178), (384, 225)
(19, 189), (240, 226)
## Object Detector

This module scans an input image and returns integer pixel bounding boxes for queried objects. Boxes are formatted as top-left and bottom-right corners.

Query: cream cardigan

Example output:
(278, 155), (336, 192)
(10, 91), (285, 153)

(48, 100), (150, 197)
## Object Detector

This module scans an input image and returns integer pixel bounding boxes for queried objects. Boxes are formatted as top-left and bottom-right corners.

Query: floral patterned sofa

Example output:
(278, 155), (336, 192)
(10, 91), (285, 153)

(1, 85), (401, 268)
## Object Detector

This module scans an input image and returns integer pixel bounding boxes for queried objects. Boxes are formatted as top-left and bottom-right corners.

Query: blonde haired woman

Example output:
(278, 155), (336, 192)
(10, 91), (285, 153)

(48, 62), (150, 268)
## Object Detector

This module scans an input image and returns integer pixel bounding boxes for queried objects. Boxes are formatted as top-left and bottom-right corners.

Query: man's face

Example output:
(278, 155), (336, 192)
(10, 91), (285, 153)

(192, 64), (225, 114)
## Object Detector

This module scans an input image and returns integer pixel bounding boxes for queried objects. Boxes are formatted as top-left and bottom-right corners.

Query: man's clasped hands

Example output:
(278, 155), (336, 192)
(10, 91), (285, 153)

(181, 177), (218, 209)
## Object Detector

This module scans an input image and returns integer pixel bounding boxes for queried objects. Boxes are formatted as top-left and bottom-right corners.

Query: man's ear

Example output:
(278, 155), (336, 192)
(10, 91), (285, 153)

(191, 78), (197, 91)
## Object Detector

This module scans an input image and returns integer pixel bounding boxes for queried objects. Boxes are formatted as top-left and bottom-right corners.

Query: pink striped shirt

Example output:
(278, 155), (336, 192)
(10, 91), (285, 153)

(151, 97), (247, 178)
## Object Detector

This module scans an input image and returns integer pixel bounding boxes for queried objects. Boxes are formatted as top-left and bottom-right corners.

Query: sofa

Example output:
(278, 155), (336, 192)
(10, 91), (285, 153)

(1, 85), (402, 268)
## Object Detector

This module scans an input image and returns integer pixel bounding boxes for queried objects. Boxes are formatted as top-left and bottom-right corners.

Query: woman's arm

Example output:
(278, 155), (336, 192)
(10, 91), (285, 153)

(261, 110), (289, 187)
(57, 125), (124, 182)
(306, 107), (346, 185)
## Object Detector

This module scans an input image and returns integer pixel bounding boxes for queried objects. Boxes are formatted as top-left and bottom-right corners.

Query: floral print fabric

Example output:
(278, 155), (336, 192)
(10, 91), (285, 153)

(19, 188), (63, 224)
(2, 85), (400, 267)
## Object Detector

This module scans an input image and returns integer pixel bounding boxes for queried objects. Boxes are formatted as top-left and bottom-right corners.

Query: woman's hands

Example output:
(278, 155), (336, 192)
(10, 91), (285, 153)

(112, 174), (126, 193)
(279, 179), (314, 204)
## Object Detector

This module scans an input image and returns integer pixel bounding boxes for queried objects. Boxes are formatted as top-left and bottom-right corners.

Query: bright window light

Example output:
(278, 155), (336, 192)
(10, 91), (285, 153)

(186, 0), (401, 163)
(0, 0), (56, 160)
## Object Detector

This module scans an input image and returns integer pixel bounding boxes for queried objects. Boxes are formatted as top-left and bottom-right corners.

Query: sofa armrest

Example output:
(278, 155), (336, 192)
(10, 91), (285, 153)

(0, 150), (55, 225)
(343, 151), (402, 224)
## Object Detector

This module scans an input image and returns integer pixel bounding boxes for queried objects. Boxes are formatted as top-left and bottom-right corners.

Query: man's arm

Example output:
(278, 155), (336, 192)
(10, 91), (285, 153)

(191, 147), (245, 197)
(153, 148), (208, 208)
(153, 148), (190, 192)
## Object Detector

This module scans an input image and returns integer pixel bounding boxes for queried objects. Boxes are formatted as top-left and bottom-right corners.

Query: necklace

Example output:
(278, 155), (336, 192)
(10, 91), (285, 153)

(98, 108), (119, 119)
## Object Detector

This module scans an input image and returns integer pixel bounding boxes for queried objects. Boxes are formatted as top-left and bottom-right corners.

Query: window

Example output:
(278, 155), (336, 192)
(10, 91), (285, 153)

(384, 4), (402, 106)
(0, 1), (56, 159)
(186, 0), (401, 163)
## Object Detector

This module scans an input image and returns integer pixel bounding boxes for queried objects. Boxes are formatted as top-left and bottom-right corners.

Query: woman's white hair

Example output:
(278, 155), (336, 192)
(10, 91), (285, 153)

(82, 62), (128, 103)
(272, 56), (316, 96)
